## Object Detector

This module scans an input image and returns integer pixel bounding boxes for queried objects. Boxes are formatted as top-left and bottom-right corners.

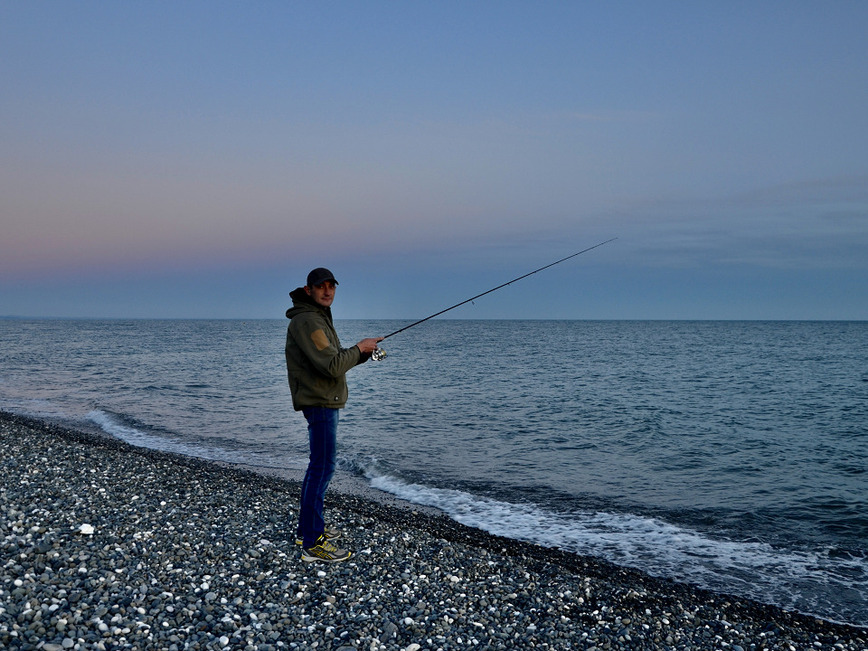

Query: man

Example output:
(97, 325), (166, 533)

(285, 267), (382, 562)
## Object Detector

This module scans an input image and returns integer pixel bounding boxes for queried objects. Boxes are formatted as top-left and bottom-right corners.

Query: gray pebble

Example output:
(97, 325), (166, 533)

(1, 412), (866, 651)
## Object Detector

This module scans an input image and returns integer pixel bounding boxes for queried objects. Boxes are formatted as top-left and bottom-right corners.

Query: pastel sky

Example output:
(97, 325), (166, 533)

(2, 1), (866, 320)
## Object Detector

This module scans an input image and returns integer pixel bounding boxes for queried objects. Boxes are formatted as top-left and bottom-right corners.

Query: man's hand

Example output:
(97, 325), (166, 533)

(356, 337), (384, 354)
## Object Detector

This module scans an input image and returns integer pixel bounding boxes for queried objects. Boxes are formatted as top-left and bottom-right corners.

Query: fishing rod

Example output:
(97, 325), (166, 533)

(371, 237), (617, 360)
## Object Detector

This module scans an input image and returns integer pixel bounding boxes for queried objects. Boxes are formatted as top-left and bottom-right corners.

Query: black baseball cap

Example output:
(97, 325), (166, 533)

(306, 267), (338, 287)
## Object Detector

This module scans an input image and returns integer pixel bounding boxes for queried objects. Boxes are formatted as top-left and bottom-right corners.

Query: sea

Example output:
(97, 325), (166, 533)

(1, 318), (866, 627)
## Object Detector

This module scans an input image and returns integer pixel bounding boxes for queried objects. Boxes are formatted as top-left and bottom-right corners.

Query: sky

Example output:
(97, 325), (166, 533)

(2, 1), (867, 320)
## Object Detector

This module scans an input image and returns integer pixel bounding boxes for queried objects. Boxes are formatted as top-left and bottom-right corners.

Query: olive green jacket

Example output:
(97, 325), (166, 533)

(285, 288), (368, 410)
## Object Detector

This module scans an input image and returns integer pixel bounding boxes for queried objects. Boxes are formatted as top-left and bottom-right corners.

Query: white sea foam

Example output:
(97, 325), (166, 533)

(86, 409), (308, 472)
(2, 398), (71, 419)
(371, 472), (868, 622)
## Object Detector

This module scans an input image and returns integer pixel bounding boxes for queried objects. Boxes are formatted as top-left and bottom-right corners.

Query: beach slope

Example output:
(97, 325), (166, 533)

(1, 412), (864, 650)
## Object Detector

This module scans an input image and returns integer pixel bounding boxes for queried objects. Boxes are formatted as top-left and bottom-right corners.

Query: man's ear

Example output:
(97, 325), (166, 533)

(304, 286), (312, 296)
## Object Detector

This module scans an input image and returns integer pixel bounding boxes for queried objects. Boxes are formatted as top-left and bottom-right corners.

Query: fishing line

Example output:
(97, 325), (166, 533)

(371, 237), (617, 360)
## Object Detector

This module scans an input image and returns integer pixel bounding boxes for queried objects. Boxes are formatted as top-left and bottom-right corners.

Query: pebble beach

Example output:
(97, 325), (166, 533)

(1, 412), (865, 651)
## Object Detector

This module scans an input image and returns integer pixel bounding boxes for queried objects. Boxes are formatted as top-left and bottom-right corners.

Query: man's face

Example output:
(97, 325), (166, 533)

(306, 280), (336, 308)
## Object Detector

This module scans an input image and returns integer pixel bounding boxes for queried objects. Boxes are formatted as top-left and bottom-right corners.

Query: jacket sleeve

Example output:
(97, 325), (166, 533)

(289, 314), (362, 378)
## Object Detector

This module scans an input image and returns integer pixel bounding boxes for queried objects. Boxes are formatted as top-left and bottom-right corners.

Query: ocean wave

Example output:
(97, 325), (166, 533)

(86, 409), (308, 472)
(370, 472), (868, 626)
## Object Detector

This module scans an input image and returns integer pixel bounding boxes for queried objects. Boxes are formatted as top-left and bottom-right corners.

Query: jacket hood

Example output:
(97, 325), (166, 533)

(286, 287), (332, 320)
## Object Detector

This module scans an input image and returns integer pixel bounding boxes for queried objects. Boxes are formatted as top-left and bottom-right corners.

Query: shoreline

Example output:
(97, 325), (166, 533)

(2, 411), (865, 650)
(212, 462), (445, 520)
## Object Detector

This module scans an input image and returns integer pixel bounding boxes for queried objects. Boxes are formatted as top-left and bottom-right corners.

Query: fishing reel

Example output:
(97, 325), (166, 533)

(371, 347), (387, 361)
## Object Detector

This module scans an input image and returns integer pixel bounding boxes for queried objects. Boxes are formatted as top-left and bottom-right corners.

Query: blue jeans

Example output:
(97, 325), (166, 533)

(297, 407), (338, 548)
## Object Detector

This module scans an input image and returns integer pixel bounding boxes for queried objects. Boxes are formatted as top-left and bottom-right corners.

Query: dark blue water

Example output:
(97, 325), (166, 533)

(1, 318), (866, 626)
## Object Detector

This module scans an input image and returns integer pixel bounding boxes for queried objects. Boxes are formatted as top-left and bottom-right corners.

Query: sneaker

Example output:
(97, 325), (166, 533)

(301, 535), (352, 563)
(295, 525), (342, 546)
